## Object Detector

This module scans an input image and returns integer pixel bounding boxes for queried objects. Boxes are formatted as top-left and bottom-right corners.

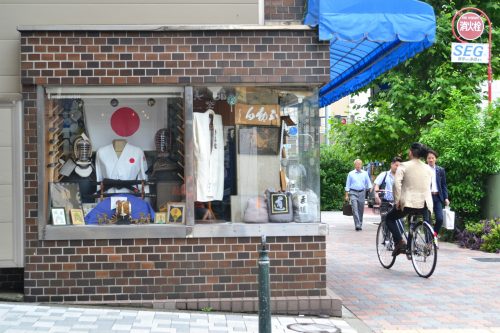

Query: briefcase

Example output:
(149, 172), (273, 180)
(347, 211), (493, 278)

(342, 201), (353, 216)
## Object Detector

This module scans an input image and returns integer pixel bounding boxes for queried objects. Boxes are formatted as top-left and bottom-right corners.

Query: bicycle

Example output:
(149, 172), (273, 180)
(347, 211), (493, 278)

(376, 204), (438, 278)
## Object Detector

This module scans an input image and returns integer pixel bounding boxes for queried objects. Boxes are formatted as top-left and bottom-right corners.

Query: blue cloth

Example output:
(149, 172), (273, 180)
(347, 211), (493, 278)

(433, 165), (449, 203)
(374, 171), (395, 201)
(85, 194), (156, 224)
(304, 0), (436, 107)
(345, 170), (372, 192)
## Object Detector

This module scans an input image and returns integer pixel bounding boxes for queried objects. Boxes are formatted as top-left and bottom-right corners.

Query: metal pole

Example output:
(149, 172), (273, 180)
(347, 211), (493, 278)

(258, 235), (271, 333)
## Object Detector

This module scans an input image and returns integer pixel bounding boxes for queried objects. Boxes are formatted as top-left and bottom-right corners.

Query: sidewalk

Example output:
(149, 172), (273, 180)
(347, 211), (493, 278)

(0, 302), (358, 333)
(324, 209), (500, 333)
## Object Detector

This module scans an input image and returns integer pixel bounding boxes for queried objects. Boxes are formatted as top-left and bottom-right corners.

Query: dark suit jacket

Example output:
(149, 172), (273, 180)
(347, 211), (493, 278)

(435, 165), (449, 203)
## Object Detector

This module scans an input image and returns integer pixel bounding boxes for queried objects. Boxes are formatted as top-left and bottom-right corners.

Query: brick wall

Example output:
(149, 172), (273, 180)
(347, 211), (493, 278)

(21, 30), (329, 86)
(20, 29), (330, 305)
(23, 236), (326, 303)
(266, 0), (306, 21)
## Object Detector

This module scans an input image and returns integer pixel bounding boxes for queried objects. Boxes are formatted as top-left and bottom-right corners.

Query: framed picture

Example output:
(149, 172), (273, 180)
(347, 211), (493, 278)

(238, 125), (280, 155)
(167, 202), (186, 224)
(70, 208), (85, 225)
(155, 212), (167, 224)
(51, 208), (67, 225)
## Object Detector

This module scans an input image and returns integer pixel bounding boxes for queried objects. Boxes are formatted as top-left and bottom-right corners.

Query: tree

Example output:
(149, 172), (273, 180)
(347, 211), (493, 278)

(330, 1), (499, 163)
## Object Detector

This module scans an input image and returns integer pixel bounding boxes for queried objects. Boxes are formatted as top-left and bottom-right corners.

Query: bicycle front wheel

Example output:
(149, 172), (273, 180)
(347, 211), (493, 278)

(411, 222), (437, 278)
(376, 220), (396, 269)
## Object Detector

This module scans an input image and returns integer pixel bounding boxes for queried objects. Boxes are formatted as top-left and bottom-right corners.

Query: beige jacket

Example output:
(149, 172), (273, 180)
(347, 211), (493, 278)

(393, 159), (433, 212)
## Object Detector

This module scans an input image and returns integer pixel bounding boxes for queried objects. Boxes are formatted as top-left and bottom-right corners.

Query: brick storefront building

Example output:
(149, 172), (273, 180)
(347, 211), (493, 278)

(18, 1), (338, 315)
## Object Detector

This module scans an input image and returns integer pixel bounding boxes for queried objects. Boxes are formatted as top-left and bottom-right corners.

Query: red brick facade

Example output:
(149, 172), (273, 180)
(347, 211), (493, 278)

(20, 27), (331, 312)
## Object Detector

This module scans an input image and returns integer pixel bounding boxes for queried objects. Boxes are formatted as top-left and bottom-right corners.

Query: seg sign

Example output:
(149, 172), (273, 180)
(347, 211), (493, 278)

(451, 42), (489, 63)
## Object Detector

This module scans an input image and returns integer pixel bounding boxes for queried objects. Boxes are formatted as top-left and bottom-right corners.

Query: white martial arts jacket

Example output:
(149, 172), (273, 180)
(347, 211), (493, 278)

(95, 143), (148, 193)
(193, 110), (224, 201)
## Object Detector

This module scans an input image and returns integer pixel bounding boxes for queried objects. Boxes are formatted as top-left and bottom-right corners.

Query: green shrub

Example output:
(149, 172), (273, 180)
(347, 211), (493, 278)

(320, 144), (355, 211)
(481, 222), (500, 253)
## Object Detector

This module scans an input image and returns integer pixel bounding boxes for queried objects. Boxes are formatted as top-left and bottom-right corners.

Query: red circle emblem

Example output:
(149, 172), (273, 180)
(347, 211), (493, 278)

(110, 107), (140, 137)
(129, 158), (135, 164)
(457, 12), (484, 40)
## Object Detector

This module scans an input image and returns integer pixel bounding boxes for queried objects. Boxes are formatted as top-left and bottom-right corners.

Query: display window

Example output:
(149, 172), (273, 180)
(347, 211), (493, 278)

(192, 86), (320, 224)
(41, 86), (320, 227)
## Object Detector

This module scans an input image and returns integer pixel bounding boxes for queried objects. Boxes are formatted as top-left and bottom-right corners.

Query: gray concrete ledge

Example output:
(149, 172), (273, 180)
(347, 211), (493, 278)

(41, 222), (328, 240)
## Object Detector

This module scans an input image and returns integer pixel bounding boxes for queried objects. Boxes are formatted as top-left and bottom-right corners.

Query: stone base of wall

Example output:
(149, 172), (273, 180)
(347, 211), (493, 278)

(60, 289), (342, 317)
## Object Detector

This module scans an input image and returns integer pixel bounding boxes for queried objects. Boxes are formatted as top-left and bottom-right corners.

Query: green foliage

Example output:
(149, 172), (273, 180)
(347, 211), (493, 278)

(201, 306), (213, 312)
(320, 144), (355, 211)
(481, 224), (500, 253)
(420, 93), (500, 221)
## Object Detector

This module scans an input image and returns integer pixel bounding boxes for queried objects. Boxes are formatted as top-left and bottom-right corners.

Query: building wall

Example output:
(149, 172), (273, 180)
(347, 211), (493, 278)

(265, 0), (305, 21)
(0, 0), (260, 98)
(23, 236), (326, 303)
(20, 28), (330, 305)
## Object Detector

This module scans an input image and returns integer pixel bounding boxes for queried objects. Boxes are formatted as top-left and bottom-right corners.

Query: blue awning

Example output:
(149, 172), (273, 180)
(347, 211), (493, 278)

(304, 0), (436, 107)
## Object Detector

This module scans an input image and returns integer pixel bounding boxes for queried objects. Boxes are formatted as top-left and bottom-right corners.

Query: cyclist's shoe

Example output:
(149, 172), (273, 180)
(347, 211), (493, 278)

(392, 240), (406, 257)
(433, 232), (439, 249)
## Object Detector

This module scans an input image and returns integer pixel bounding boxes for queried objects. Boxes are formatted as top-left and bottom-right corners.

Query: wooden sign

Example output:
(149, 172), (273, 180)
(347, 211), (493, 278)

(235, 104), (280, 126)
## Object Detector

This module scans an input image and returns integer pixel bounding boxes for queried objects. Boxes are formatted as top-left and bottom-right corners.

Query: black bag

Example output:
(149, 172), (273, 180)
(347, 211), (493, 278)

(342, 201), (353, 216)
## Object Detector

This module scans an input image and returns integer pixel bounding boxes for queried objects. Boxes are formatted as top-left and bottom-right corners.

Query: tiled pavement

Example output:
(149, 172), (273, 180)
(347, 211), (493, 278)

(0, 302), (357, 333)
(323, 210), (500, 333)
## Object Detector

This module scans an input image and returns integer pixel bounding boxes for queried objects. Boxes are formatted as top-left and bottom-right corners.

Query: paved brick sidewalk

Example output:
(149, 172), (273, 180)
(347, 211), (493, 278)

(323, 210), (500, 333)
(0, 302), (356, 333)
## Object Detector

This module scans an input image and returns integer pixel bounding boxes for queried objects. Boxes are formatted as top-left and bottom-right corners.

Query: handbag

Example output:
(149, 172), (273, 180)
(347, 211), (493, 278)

(443, 206), (455, 230)
(342, 201), (353, 216)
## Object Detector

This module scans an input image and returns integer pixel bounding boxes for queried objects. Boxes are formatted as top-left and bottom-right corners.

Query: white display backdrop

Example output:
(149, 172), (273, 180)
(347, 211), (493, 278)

(83, 98), (167, 151)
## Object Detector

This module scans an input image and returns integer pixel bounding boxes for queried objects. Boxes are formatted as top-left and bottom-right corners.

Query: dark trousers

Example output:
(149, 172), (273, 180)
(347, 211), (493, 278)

(386, 206), (429, 243)
(423, 195), (444, 234)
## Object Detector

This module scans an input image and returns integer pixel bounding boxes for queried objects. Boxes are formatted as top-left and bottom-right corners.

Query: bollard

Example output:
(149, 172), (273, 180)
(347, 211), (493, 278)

(258, 235), (271, 333)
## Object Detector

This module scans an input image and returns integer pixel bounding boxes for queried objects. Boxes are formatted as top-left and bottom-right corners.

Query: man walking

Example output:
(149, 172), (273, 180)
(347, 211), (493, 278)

(424, 149), (450, 237)
(345, 159), (372, 231)
(374, 157), (402, 214)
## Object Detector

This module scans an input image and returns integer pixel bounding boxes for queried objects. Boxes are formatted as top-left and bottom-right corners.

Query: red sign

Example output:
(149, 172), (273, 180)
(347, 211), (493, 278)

(457, 12), (484, 40)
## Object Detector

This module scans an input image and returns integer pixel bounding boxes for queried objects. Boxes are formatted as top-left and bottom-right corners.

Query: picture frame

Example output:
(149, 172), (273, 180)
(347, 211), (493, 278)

(238, 125), (280, 155)
(51, 208), (67, 225)
(166, 202), (186, 224)
(70, 208), (85, 225)
(155, 212), (167, 224)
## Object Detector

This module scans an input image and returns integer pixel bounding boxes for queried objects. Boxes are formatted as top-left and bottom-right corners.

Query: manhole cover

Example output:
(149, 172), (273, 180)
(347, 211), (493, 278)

(472, 258), (500, 262)
(287, 323), (340, 333)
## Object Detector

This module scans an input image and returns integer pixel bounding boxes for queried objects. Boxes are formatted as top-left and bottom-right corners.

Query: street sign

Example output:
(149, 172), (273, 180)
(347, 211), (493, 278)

(457, 12), (484, 40)
(451, 43), (489, 63)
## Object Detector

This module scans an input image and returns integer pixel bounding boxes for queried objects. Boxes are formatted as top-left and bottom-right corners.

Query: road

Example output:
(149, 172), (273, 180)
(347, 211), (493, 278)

(323, 210), (500, 333)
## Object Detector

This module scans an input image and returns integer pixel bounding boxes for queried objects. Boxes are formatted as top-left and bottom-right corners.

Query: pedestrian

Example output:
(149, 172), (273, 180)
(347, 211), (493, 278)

(374, 156), (402, 214)
(424, 149), (450, 239)
(385, 143), (433, 256)
(344, 159), (372, 231)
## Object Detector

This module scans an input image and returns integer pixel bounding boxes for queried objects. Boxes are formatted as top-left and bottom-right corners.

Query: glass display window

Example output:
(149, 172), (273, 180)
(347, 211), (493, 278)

(42, 88), (185, 226)
(192, 86), (321, 224)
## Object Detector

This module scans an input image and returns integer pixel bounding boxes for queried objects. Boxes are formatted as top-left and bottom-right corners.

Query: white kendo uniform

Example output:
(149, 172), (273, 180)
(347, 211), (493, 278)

(95, 143), (148, 193)
(193, 110), (224, 201)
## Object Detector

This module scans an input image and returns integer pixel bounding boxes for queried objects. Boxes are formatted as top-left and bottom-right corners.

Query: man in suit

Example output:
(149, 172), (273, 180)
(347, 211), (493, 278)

(386, 143), (433, 256)
(424, 149), (450, 236)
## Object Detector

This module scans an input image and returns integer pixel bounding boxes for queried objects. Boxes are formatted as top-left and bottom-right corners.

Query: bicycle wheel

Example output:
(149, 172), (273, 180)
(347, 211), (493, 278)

(376, 220), (396, 269)
(410, 222), (437, 278)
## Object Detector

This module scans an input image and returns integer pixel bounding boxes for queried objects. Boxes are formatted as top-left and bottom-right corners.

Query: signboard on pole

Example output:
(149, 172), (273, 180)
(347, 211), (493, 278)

(457, 12), (484, 40)
(451, 43), (489, 63)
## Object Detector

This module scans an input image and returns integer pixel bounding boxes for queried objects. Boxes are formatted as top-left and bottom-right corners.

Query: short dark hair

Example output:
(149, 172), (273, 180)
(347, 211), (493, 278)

(391, 156), (402, 163)
(410, 142), (429, 159)
(427, 149), (439, 158)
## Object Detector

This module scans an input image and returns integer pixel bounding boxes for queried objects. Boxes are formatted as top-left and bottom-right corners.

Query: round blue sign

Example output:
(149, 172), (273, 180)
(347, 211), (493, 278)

(288, 126), (298, 136)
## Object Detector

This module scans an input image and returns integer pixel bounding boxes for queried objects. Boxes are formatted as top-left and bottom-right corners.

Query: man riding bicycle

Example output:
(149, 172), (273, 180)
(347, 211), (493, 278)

(385, 143), (433, 257)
